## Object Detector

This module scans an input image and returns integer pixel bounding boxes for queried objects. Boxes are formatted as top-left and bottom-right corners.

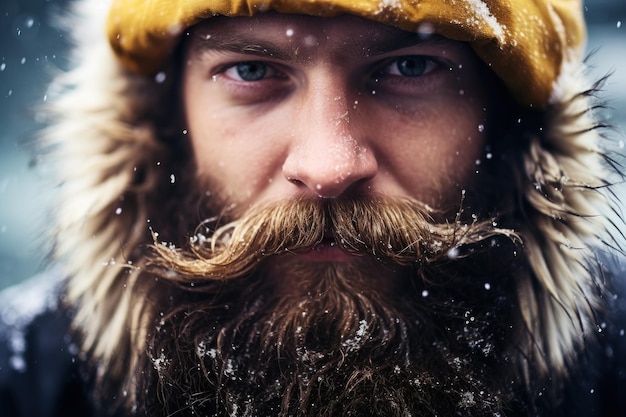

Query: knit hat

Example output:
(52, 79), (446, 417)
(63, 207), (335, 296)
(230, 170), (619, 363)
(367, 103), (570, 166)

(106, 0), (585, 108)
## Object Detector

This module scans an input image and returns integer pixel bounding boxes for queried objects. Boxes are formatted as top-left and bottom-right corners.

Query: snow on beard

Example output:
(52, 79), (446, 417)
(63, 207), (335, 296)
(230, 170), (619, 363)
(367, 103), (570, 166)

(136, 195), (528, 417)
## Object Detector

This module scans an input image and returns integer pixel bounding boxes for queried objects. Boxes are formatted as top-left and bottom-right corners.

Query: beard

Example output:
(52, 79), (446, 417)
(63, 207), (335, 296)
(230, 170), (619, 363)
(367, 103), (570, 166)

(129, 194), (531, 417)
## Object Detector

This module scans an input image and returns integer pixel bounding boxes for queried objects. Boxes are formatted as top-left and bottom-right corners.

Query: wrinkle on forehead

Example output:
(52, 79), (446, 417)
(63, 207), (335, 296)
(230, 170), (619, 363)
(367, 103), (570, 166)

(186, 13), (455, 64)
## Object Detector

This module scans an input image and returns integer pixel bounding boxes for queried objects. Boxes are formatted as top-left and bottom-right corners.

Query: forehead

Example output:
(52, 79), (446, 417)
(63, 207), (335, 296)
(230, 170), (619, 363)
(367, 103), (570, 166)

(185, 12), (465, 60)
(189, 12), (404, 41)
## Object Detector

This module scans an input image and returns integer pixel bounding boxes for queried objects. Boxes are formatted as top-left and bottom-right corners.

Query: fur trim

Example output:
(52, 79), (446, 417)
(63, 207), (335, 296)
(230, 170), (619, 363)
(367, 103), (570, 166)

(42, 0), (171, 382)
(513, 58), (615, 382)
(42, 0), (621, 404)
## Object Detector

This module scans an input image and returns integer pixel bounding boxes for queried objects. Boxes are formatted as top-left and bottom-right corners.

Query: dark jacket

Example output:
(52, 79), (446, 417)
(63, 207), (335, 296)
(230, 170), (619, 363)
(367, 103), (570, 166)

(0, 270), (93, 416)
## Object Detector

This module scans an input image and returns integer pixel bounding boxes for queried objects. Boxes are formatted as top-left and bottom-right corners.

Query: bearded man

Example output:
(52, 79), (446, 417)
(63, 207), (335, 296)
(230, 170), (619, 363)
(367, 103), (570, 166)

(1, 0), (625, 416)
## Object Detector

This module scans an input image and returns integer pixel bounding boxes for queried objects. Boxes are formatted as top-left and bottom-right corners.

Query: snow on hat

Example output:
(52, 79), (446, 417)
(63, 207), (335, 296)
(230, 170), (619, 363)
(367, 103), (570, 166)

(106, 0), (585, 108)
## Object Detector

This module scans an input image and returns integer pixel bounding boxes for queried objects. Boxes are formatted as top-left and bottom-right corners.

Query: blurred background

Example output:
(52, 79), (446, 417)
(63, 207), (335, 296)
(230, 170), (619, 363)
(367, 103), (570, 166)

(1, 0), (625, 290)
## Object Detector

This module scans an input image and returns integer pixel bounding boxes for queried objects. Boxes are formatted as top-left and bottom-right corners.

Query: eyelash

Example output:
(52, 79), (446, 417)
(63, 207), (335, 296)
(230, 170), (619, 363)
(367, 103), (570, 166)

(377, 56), (440, 78)
(221, 61), (284, 82)
(217, 55), (441, 84)
(212, 61), (292, 102)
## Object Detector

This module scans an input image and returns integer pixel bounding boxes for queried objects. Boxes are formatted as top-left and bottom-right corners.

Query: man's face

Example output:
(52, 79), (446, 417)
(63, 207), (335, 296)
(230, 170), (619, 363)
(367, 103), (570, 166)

(141, 14), (523, 416)
(182, 13), (493, 220)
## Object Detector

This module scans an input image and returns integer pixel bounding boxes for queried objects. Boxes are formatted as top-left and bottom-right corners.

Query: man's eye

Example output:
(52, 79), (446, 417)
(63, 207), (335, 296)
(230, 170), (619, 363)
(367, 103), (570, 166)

(224, 62), (270, 81)
(382, 56), (435, 77)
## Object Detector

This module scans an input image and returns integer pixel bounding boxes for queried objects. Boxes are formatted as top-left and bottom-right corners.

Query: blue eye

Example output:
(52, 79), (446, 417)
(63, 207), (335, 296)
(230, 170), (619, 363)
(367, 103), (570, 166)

(228, 62), (268, 81)
(384, 56), (434, 77)
(396, 57), (426, 76)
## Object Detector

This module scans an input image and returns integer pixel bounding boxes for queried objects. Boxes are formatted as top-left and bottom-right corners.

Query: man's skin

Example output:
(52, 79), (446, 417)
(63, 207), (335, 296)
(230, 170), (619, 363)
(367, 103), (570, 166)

(182, 13), (494, 224)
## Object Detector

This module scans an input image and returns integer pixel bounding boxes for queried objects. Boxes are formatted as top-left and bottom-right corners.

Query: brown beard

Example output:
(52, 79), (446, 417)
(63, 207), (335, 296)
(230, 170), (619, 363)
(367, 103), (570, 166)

(129, 195), (530, 417)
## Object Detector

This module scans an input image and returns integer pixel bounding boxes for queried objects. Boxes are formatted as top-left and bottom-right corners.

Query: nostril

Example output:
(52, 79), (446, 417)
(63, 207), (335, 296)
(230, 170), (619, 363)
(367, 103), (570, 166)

(283, 150), (378, 198)
(282, 119), (378, 197)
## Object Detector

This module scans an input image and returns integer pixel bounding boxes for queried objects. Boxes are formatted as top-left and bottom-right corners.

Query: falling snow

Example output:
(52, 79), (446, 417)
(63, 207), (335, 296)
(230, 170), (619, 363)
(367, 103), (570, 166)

(447, 247), (460, 260)
(155, 71), (167, 83)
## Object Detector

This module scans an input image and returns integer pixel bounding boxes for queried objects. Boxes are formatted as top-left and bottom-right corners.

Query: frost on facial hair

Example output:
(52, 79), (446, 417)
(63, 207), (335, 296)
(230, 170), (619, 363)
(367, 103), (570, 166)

(0, 267), (65, 372)
(341, 319), (369, 352)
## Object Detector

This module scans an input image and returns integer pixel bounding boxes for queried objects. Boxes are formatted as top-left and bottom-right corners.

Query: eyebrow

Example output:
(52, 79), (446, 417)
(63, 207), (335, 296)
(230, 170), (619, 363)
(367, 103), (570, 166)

(187, 30), (445, 63)
(190, 35), (293, 61)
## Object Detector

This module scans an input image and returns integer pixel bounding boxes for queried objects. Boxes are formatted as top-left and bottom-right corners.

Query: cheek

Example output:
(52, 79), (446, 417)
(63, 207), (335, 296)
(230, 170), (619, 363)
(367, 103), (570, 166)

(184, 82), (244, 179)
(441, 112), (486, 176)
(185, 111), (288, 205)
(386, 103), (487, 206)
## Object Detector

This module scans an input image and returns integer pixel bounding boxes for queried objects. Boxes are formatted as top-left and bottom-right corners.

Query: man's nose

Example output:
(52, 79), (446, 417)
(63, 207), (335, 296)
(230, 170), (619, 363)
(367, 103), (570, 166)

(282, 81), (378, 198)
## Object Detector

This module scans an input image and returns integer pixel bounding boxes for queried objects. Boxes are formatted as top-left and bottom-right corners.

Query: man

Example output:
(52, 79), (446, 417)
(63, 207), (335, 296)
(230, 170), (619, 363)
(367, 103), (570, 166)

(1, 0), (625, 416)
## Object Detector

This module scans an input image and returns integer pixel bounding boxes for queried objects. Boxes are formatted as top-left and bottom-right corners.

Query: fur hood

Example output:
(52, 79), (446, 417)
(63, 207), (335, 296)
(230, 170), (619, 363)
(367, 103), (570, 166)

(42, 0), (622, 404)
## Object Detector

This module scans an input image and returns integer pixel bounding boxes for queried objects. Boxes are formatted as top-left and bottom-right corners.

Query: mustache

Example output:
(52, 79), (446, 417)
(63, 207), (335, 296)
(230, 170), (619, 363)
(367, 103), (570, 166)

(151, 195), (518, 282)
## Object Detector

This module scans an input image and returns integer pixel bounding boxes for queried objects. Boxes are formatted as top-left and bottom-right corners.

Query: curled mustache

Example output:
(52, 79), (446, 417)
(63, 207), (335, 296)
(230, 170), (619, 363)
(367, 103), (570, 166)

(151, 195), (518, 282)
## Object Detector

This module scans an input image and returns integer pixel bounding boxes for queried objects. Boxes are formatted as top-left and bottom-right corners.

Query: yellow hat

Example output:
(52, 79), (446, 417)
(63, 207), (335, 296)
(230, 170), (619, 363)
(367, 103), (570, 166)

(106, 0), (585, 108)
